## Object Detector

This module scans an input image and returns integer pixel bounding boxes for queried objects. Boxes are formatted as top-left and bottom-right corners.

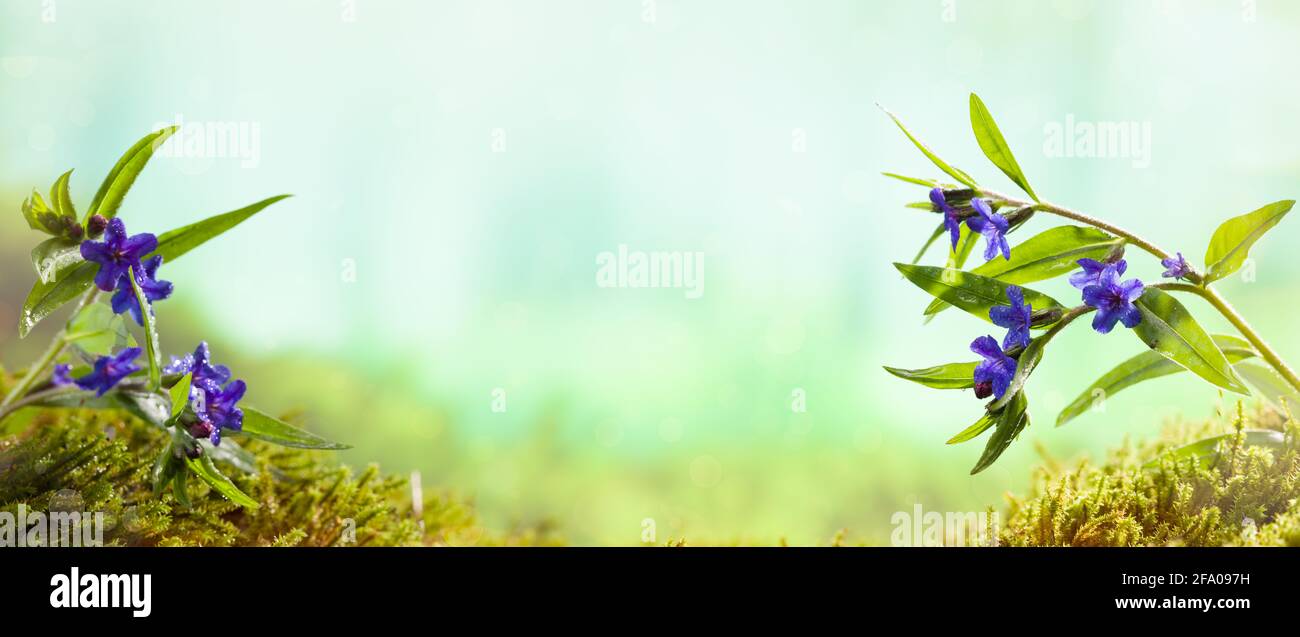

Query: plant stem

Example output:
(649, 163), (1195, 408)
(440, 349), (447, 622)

(0, 386), (86, 423)
(978, 187), (1300, 395)
(1154, 282), (1300, 394)
(979, 188), (1193, 278)
(0, 288), (99, 412)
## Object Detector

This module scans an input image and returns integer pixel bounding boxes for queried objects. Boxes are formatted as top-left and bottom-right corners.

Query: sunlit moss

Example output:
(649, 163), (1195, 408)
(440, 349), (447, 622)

(0, 387), (562, 547)
(1000, 402), (1300, 547)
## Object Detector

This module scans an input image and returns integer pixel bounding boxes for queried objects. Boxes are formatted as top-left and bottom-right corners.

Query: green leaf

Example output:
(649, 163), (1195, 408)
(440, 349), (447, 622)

(1056, 334), (1257, 427)
(911, 222), (947, 265)
(1234, 362), (1300, 411)
(882, 172), (943, 188)
(154, 194), (291, 262)
(168, 373), (193, 421)
(186, 453), (258, 509)
(21, 189), (53, 232)
(1131, 288), (1249, 394)
(879, 105), (978, 188)
(947, 413), (995, 445)
(172, 470), (193, 508)
(969, 93), (1037, 201)
(972, 391), (1029, 474)
(128, 265), (162, 391)
(19, 264), (96, 338)
(1144, 429), (1286, 470)
(925, 226), (1119, 317)
(64, 303), (131, 357)
(894, 263), (1065, 328)
(238, 407), (350, 450)
(883, 362), (977, 390)
(1203, 200), (1294, 283)
(18, 195), (290, 337)
(151, 442), (180, 496)
(50, 169), (77, 219)
(84, 127), (178, 222)
(30, 237), (84, 284)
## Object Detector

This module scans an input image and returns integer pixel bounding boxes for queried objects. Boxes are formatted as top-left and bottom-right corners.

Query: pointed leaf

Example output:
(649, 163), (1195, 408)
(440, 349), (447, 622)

(186, 453), (258, 509)
(64, 303), (131, 357)
(1203, 200), (1293, 282)
(884, 362), (977, 389)
(1234, 361), (1300, 411)
(168, 373), (193, 421)
(238, 407), (350, 450)
(1144, 429), (1286, 469)
(882, 172), (943, 188)
(128, 265), (162, 391)
(153, 195), (291, 262)
(947, 412), (995, 445)
(1057, 334), (1257, 427)
(972, 391), (1029, 474)
(21, 189), (53, 232)
(880, 105), (978, 188)
(911, 222), (947, 264)
(30, 237), (84, 284)
(895, 263), (1065, 328)
(84, 127), (178, 222)
(1131, 288), (1249, 394)
(19, 264), (96, 338)
(969, 93), (1037, 201)
(50, 169), (77, 219)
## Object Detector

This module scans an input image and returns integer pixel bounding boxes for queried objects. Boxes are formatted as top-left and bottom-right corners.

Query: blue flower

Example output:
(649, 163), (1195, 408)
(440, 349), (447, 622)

(51, 363), (73, 387)
(971, 335), (1016, 400)
(78, 218), (158, 292)
(1069, 257), (1126, 290)
(1161, 252), (1193, 280)
(1081, 261), (1145, 334)
(110, 255), (174, 325)
(989, 285), (1032, 350)
(73, 348), (142, 396)
(188, 380), (246, 446)
(929, 187), (963, 250)
(169, 342), (245, 446)
(966, 198), (1010, 261)
(166, 342), (232, 396)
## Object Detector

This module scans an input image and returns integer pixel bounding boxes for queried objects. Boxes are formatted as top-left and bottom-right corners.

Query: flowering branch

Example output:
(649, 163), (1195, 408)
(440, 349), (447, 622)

(2, 128), (344, 507)
(883, 93), (1298, 473)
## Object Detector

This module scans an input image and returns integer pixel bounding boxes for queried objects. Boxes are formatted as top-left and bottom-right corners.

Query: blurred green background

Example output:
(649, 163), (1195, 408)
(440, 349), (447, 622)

(3, 0), (1299, 544)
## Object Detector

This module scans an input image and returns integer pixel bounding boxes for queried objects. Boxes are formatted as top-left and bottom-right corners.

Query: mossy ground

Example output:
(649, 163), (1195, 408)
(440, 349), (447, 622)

(0, 375), (562, 546)
(5, 367), (1298, 547)
(998, 402), (1300, 546)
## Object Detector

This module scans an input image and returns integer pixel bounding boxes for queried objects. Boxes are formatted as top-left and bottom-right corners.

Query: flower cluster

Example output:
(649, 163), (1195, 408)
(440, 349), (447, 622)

(929, 188), (1011, 261)
(165, 342), (246, 446)
(80, 218), (173, 325)
(51, 348), (143, 396)
(968, 285), (1031, 401)
(1071, 258), (1144, 334)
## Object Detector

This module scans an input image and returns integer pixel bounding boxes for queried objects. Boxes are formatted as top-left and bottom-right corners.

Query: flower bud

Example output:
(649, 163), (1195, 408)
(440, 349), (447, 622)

(66, 223), (84, 241)
(1104, 241), (1127, 264)
(973, 380), (993, 399)
(87, 214), (108, 238)
(184, 443), (204, 460)
(1004, 205), (1036, 230)
(1030, 307), (1063, 327)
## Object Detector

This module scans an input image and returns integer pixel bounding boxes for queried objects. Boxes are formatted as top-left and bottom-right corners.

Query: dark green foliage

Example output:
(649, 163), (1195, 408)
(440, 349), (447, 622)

(1001, 403), (1300, 546)
(1, 376), (562, 546)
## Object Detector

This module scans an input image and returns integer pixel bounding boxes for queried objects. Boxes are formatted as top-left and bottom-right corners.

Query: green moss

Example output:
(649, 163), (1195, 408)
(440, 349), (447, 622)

(0, 402), (562, 546)
(1000, 402), (1300, 546)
